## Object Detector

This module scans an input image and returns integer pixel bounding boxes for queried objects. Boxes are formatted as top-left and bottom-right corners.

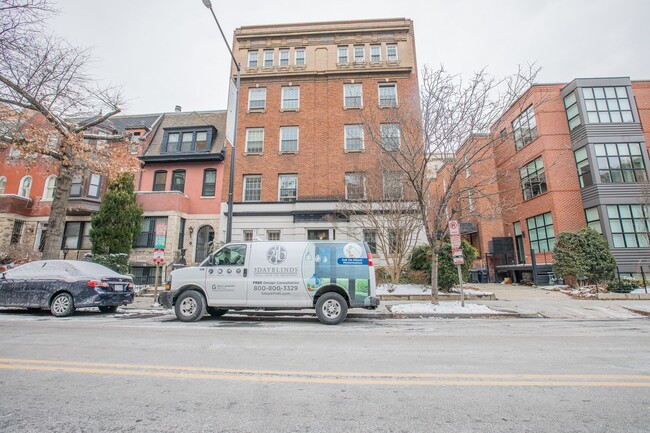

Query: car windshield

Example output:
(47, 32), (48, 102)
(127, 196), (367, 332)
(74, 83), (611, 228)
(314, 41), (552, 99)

(4, 260), (122, 281)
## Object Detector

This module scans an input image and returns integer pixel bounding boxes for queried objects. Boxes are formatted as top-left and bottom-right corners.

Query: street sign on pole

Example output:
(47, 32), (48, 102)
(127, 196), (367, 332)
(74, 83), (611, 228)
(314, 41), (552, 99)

(448, 220), (460, 236)
(153, 249), (165, 264)
(450, 234), (462, 249)
(453, 256), (465, 265)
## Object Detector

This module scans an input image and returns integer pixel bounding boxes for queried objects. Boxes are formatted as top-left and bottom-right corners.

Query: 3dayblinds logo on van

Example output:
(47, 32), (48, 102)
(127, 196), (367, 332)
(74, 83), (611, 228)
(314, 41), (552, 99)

(266, 245), (287, 264)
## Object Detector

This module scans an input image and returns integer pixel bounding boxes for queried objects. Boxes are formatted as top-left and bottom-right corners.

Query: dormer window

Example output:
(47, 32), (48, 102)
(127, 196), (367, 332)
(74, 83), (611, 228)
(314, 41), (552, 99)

(162, 128), (213, 154)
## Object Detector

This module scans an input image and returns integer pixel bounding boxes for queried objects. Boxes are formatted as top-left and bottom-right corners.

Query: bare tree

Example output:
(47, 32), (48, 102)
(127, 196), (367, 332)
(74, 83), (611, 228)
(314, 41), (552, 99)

(330, 153), (423, 283)
(362, 65), (539, 301)
(0, 0), (134, 259)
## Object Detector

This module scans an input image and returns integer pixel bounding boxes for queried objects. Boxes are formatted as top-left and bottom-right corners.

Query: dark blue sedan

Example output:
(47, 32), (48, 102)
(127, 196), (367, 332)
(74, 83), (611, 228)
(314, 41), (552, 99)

(0, 260), (134, 316)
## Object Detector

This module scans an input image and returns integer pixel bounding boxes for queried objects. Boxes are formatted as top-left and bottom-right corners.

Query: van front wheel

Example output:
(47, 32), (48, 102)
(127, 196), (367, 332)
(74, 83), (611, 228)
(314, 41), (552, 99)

(315, 292), (348, 325)
(175, 290), (205, 322)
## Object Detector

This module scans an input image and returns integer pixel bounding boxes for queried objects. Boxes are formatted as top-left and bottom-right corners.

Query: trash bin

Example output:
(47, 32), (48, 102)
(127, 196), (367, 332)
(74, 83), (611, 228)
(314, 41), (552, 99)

(469, 270), (479, 283)
(479, 268), (488, 283)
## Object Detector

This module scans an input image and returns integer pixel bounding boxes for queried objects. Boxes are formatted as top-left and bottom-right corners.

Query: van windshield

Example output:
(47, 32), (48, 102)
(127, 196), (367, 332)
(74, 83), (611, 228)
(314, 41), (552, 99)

(207, 244), (247, 266)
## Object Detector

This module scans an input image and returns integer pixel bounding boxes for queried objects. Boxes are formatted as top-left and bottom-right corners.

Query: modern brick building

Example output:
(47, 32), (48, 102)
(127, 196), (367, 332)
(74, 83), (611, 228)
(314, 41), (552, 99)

(448, 77), (650, 282)
(220, 18), (423, 252)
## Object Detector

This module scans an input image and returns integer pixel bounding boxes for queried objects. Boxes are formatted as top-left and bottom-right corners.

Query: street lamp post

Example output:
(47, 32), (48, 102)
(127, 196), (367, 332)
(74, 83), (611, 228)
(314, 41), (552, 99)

(202, 0), (240, 244)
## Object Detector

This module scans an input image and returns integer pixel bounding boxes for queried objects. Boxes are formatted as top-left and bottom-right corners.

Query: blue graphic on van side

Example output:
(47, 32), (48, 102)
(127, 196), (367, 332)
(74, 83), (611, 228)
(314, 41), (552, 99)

(337, 258), (368, 265)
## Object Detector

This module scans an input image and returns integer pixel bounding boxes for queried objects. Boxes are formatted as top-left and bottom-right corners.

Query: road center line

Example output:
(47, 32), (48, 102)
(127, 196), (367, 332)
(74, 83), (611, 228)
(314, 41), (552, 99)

(0, 359), (649, 387)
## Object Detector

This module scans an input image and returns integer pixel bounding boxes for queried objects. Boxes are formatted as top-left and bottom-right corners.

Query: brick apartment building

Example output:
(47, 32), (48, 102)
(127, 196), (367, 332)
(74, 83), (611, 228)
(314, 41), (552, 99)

(447, 77), (650, 283)
(131, 109), (227, 283)
(219, 18), (426, 254)
(0, 112), (157, 260)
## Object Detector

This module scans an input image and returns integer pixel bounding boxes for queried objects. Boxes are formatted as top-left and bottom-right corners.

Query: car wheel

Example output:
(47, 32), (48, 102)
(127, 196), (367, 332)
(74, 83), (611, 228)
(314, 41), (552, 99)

(50, 293), (75, 317)
(315, 292), (348, 325)
(206, 307), (229, 317)
(174, 290), (205, 322)
(98, 305), (118, 314)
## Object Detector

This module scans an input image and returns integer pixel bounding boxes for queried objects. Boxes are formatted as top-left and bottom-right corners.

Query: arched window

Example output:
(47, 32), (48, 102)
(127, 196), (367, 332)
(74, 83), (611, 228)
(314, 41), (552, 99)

(43, 175), (57, 200)
(18, 176), (32, 198)
(0, 176), (6, 194)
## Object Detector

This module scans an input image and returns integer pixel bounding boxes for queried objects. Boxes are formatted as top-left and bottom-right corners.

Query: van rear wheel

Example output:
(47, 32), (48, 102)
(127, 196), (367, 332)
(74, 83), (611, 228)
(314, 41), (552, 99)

(175, 290), (205, 322)
(315, 292), (348, 325)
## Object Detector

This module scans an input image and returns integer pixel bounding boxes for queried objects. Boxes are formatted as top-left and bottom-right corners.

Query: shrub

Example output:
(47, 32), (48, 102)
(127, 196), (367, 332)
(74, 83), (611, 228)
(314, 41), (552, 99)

(409, 240), (478, 290)
(374, 267), (391, 285)
(607, 278), (640, 294)
(401, 269), (429, 285)
(89, 253), (129, 274)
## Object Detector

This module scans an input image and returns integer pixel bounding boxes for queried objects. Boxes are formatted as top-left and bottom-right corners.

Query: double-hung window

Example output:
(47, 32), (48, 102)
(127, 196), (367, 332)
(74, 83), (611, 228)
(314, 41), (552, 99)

(338, 46), (349, 63)
(263, 49), (274, 67)
(134, 217), (167, 248)
(43, 175), (56, 200)
(202, 169), (217, 197)
(245, 128), (264, 153)
(363, 229), (377, 254)
(520, 157), (547, 200)
(281, 86), (300, 110)
(354, 45), (365, 62)
(379, 84), (397, 107)
(62, 221), (92, 250)
(345, 173), (366, 200)
(380, 123), (401, 150)
(280, 126), (299, 152)
(344, 83), (362, 108)
(247, 50), (258, 67)
(279, 49), (290, 66)
(278, 174), (297, 202)
(383, 172), (403, 200)
(153, 171), (167, 191)
(344, 124), (364, 151)
(512, 105), (538, 150)
(243, 175), (262, 202)
(88, 174), (101, 198)
(294, 48), (305, 65)
(171, 170), (186, 193)
(248, 88), (266, 110)
(370, 45), (381, 62)
(70, 175), (83, 197)
(386, 44), (398, 61)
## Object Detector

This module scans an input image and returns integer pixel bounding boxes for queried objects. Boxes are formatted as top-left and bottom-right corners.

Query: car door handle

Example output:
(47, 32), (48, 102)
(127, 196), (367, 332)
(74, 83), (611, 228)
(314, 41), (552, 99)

(243, 268), (247, 277)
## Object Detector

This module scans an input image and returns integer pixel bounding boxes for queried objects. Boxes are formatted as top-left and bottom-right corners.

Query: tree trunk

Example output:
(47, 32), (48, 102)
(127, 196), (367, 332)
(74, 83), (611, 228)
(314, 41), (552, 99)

(430, 245), (439, 303)
(42, 164), (73, 259)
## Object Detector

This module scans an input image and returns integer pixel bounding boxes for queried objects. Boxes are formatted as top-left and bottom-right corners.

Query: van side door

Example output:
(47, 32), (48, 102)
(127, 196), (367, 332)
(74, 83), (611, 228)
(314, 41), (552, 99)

(205, 244), (249, 306)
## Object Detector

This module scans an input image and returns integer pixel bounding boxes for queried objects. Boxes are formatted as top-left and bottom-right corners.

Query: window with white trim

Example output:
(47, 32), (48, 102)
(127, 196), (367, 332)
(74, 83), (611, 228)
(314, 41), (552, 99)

(43, 175), (56, 201)
(383, 172), (403, 200)
(70, 175), (83, 197)
(88, 174), (101, 198)
(279, 49), (289, 66)
(338, 46), (349, 63)
(18, 175), (32, 197)
(281, 86), (299, 110)
(245, 128), (264, 153)
(247, 50), (258, 67)
(267, 230), (280, 241)
(243, 175), (262, 202)
(380, 123), (401, 150)
(344, 83), (362, 108)
(280, 126), (299, 152)
(248, 88), (266, 110)
(0, 176), (6, 194)
(263, 49), (273, 67)
(345, 172), (366, 200)
(370, 45), (381, 62)
(243, 230), (255, 241)
(363, 229), (377, 253)
(378, 83), (397, 107)
(386, 44), (398, 61)
(354, 45), (365, 62)
(344, 124), (364, 151)
(294, 48), (305, 65)
(278, 174), (297, 202)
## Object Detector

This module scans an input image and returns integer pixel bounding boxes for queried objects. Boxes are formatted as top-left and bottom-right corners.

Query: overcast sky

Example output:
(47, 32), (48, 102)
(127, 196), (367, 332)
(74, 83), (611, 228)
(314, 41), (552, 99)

(49, 0), (650, 115)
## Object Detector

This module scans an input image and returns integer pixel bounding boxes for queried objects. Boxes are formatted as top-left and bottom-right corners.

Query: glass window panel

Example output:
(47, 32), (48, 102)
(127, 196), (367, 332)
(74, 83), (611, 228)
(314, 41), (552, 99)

(608, 157), (621, 169)
(623, 170), (635, 182)
(610, 219), (622, 233)
(181, 132), (193, 152)
(604, 87), (616, 98)
(593, 88), (605, 98)
(619, 99), (631, 110)
(566, 105), (579, 119)
(607, 99), (620, 111)
(634, 219), (647, 232)
(546, 226), (555, 238)
(616, 143), (630, 155)
(607, 205), (619, 219)
(564, 92), (576, 108)
(631, 205), (644, 218)
(529, 229), (538, 241)
(621, 111), (633, 122)
(622, 219), (635, 232)
(612, 234), (625, 248)
(596, 99), (608, 111)
(569, 117), (581, 130)
(195, 131), (208, 151)
(610, 112), (622, 123)
(615, 87), (628, 98)
(585, 207), (599, 221)
(583, 88), (594, 99)
(624, 234), (638, 248)
(639, 235), (650, 248)
(588, 112), (600, 123)
(598, 112), (611, 123)
(597, 157), (609, 169)
(637, 170), (648, 182)
(628, 143), (641, 155)
(610, 170), (623, 182)
(619, 206), (632, 218)
(585, 100), (597, 111)
(575, 147), (587, 161)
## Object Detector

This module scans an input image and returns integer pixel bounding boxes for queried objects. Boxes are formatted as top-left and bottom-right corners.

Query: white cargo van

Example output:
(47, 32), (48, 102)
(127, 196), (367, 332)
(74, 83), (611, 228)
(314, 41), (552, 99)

(158, 241), (379, 325)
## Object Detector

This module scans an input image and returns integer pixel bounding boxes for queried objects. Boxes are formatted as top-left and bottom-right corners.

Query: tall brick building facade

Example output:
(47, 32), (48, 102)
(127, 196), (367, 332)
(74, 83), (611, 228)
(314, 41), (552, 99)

(449, 78), (650, 282)
(219, 18), (423, 249)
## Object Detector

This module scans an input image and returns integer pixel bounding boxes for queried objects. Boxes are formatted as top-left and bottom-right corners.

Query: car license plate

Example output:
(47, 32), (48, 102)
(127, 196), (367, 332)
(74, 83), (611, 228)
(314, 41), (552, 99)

(114, 285), (124, 292)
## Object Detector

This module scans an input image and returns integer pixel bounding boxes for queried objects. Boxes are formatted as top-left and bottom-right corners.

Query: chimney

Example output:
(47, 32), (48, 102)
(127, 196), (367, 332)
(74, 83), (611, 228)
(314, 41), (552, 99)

(174, 105), (182, 112)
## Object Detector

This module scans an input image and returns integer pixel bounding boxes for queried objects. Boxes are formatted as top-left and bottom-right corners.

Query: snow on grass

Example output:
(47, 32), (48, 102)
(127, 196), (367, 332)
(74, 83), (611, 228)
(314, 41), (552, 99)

(631, 287), (650, 294)
(390, 301), (506, 315)
(449, 287), (494, 296)
(377, 284), (430, 295)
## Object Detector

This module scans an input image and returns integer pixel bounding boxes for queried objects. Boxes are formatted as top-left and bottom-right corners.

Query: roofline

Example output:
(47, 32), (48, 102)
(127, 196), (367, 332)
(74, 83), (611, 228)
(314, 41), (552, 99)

(236, 17), (411, 32)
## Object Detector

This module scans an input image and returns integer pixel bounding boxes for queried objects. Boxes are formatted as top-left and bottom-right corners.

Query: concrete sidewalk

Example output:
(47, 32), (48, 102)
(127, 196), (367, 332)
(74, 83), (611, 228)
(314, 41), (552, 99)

(125, 284), (650, 320)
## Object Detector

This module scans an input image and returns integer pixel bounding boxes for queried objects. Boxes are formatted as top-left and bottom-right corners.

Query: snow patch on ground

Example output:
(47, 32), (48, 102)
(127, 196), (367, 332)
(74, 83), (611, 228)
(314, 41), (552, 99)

(390, 302), (506, 315)
(631, 288), (650, 294)
(449, 287), (494, 296)
(377, 284), (430, 295)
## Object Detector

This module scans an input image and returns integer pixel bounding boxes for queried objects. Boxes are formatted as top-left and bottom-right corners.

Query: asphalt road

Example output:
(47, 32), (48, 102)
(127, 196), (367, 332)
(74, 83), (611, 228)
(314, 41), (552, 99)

(0, 309), (649, 432)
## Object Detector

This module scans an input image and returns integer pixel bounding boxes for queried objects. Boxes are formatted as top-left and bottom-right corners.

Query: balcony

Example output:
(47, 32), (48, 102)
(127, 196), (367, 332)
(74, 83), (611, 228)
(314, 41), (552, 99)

(0, 194), (33, 215)
(136, 191), (190, 213)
